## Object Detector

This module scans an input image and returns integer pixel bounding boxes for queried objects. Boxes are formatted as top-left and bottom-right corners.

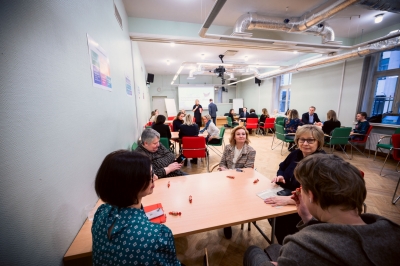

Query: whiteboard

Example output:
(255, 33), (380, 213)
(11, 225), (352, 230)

(178, 86), (214, 110)
(165, 98), (177, 117)
(233, 98), (243, 114)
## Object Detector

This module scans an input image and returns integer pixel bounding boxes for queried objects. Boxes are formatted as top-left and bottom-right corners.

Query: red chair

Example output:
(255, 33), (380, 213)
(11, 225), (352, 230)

(181, 137), (209, 172)
(381, 134), (400, 204)
(349, 126), (373, 158)
(246, 118), (258, 135)
(168, 116), (175, 120)
(258, 118), (275, 136)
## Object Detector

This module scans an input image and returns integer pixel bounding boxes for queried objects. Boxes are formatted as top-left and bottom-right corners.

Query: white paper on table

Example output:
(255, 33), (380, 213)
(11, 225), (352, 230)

(256, 186), (283, 200)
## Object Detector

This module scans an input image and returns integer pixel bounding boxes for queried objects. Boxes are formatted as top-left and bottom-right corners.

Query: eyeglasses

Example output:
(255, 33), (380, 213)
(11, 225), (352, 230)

(150, 170), (154, 183)
(298, 138), (316, 144)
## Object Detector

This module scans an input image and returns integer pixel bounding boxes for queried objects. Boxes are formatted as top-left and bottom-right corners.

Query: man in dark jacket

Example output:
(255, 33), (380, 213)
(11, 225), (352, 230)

(302, 106), (321, 124)
(208, 99), (218, 125)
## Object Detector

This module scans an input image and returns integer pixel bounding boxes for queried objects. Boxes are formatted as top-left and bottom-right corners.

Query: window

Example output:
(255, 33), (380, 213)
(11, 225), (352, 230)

(378, 51), (400, 71)
(279, 74), (292, 112)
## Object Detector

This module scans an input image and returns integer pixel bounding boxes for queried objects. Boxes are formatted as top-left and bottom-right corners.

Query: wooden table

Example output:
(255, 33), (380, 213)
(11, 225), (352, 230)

(165, 120), (173, 124)
(64, 169), (296, 263)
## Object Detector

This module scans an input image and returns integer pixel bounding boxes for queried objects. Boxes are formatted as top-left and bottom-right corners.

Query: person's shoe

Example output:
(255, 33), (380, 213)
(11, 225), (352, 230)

(223, 226), (232, 239)
(191, 158), (198, 164)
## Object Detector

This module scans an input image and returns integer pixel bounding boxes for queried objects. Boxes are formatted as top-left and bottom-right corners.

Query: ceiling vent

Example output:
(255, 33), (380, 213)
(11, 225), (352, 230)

(224, 50), (239, 56)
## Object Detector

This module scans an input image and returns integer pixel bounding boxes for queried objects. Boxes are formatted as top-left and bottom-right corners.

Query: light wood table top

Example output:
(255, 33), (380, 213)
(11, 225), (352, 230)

(64, 169), (296, 261)
(165, 120), (173, 124)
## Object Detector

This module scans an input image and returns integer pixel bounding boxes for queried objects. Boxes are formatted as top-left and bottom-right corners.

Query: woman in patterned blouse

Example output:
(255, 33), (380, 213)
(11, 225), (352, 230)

(92, 150), (182, 265)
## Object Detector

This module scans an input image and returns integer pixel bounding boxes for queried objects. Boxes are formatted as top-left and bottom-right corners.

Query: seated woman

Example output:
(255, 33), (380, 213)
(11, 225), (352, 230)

(350, 111), (370, 141)
(200, 114), (220, 144)
(218, 126), (256, 239)
(228, 108), (239, 126)
(136, 128), (185, 178)
(265, 125), (325, 244)
(259, 108), (270, 135)
(244, 153), (400, 266)
(321, 110), (341, 143)
(284, 109), (301, 150)
(152, 115), (172, 146)
(172, 111), (185, 132)
(92, 150), (182, 265)
(179, 114), (199, 165)
(149, 110), (156, 124)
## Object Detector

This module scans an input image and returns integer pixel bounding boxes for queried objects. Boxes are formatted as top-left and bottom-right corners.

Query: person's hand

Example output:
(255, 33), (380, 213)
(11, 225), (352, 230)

(270, 262), (278, 266)
(271, 176), (285, 183)
(167, 162), (182, 173)
(264, 196), (293, 207)
(291, 188), (313, 223)
(217, 166), (227, 171)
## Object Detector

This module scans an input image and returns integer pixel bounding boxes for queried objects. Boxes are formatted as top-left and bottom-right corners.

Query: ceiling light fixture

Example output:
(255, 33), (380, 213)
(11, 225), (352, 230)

(293, 50), (298, 54)
(171, 66), (185, 85)
(375, 14), (383, 23)
(244, 56), (248, 61)
(166, 60), (170, 65)
(170, 42), (175, 47)
(201, 54), (205, 60)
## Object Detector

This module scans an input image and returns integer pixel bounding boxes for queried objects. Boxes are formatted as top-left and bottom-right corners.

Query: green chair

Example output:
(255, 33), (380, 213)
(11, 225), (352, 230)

(131, 142), (138, 151)
(160, 137), (170, 150)
(325, 127), (352, 159)
(271, 124), (296, 155)
(207, 127), (225, 156)
(275, 116), (284, 126)
(226, 116), (238, 128)
(374, 128), (400, 176)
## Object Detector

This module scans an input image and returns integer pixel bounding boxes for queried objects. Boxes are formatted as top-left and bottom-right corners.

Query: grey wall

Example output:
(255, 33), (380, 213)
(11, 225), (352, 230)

(0, 1), (146, 265)
(237, 78), (274, 114)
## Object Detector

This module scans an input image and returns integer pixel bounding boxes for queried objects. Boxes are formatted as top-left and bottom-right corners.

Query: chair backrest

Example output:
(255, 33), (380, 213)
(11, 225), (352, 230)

(131, 142), (138, 151)
(181, 137), (207, 158)
(275, 124), (286, 141)
(263, 118), (275, 129)
(246, 118), (258, 129)
(168, 122), (173, 132)
(168, 116), (174, 120)
(394, 128), (400, 134)
(329, 127), (352, 145)
(275, 116), (284, 125)
(392, 134), (400, 161)
(226, 116), (233, 127)
(351, 125), (373, 144)
(159, 137), (169, 149)
(219, 126), (225, 138)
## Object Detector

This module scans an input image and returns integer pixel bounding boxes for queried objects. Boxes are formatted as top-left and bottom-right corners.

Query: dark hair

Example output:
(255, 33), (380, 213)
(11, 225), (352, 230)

(358, 112), (368, 118)
(289, 109), (299, 120)
(155, 114), (166, 124)
(229, 108), (234, 114)
(294, 154), (366, 215)
(174, 111), (183, 121)
(250, 108), (255, 113)
(95, 150), (152, 207)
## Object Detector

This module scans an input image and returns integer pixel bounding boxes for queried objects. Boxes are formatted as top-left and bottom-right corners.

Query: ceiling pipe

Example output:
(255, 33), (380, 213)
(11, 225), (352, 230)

(198, 0), (400, 51)
(257, 30), (400, 79)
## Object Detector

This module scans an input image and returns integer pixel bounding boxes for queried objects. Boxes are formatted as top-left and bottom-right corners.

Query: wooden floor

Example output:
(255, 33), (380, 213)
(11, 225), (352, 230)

(177, 130), (400, 266)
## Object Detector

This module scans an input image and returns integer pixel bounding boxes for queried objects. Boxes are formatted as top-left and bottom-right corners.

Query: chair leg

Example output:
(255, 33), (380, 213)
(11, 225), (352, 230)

(350, 142), (367, 158)
(379, 149), (392, 176)
(393, 174), (400, 205)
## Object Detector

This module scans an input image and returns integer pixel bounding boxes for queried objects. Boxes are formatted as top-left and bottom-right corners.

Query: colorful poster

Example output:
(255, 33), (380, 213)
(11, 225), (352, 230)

(87, 34), (112, 90)
(125, 75), (132, 96)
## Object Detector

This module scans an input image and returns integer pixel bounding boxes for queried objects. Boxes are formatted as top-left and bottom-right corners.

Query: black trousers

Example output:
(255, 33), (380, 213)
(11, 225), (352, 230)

(269, 213), (301, 244)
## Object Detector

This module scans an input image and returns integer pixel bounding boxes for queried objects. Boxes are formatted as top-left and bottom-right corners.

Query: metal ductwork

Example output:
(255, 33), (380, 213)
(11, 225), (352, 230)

(358, 0), (400, 13)
(257, 30), (400, 80)
(233, 13), (337, 44)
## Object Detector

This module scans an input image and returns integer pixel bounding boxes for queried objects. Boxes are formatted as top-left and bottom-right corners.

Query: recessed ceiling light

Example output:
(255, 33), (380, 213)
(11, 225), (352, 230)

(166, 60), (170, 65)
(201, 54), (205, 60)
(375, 14), (384, 23)
(293, 50), (298, 54)
(244, 56), (248, 61)
(170, 42), (175, 47)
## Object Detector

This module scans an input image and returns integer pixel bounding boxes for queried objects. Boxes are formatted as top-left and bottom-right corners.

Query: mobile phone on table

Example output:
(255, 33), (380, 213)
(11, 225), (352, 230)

(175, 154), (186, 164)
(236, 168), (243, 172)
(145, 208), (164, 219)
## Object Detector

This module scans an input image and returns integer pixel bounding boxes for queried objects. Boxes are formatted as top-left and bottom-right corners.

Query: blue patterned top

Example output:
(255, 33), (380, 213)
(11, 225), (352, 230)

(284, 118), (301, 133)
(92, 204), (181, 266)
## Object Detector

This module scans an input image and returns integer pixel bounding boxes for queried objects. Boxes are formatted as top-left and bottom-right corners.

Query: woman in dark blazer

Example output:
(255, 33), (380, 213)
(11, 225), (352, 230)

(322, 110), (341, 143)
(179, 114), (199, 165)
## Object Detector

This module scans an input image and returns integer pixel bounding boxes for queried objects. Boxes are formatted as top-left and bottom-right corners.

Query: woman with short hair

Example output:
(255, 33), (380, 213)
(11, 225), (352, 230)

(92, 150), (182, 265)
(152, 115), (172, 146)
(244, 153), (400, 265)
(179, 114), (200, 165)
(265, 125), (326, 244)
(192, 99), (203, 128)
(200, 114), (220, 144)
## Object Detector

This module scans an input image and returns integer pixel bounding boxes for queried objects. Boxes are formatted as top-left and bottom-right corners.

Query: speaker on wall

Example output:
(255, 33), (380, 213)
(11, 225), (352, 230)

(255, 77), (261, 86)
(147, 73), (154, 84)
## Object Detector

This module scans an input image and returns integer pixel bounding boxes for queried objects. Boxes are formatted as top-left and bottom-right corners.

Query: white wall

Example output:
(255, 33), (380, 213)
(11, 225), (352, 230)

(0, 1), (147, 265)
(237, 78), (274, 114)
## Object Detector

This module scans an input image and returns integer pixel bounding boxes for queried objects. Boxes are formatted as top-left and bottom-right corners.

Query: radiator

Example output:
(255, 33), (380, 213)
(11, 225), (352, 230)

(368, 133), (391, 152)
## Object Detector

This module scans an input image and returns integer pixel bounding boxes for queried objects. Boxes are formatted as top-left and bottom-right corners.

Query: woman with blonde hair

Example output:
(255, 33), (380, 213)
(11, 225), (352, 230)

(200, 114), (220, 144)
(192, 99), (203, 128)
(322, 110), (341, 135)
(179, 114), (200, 165)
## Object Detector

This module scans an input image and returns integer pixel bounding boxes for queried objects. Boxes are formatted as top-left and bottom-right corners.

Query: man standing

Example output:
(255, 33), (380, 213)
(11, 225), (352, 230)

(301, 106), (321, 124)
(208, 99), (218, 125)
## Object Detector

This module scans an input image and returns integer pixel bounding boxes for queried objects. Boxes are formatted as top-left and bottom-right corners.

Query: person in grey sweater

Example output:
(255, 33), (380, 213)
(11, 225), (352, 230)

(243, 154), (400, 266)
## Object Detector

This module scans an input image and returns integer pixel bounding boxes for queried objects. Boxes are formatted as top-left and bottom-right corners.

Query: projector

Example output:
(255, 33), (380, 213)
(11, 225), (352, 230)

(213, 66), (225, 77)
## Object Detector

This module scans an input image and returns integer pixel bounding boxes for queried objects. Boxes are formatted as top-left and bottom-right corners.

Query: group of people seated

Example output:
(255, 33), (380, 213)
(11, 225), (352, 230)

(90, 105), (383, 265)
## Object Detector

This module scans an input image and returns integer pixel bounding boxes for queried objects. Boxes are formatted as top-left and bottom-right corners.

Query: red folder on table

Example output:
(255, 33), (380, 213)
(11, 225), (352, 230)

(144, 203), (166, 224)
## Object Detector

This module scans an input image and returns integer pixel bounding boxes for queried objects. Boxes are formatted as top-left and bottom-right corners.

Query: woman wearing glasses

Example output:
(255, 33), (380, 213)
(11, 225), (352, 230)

(265, 125), (325, 244)
(92, 150), (182, 265)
